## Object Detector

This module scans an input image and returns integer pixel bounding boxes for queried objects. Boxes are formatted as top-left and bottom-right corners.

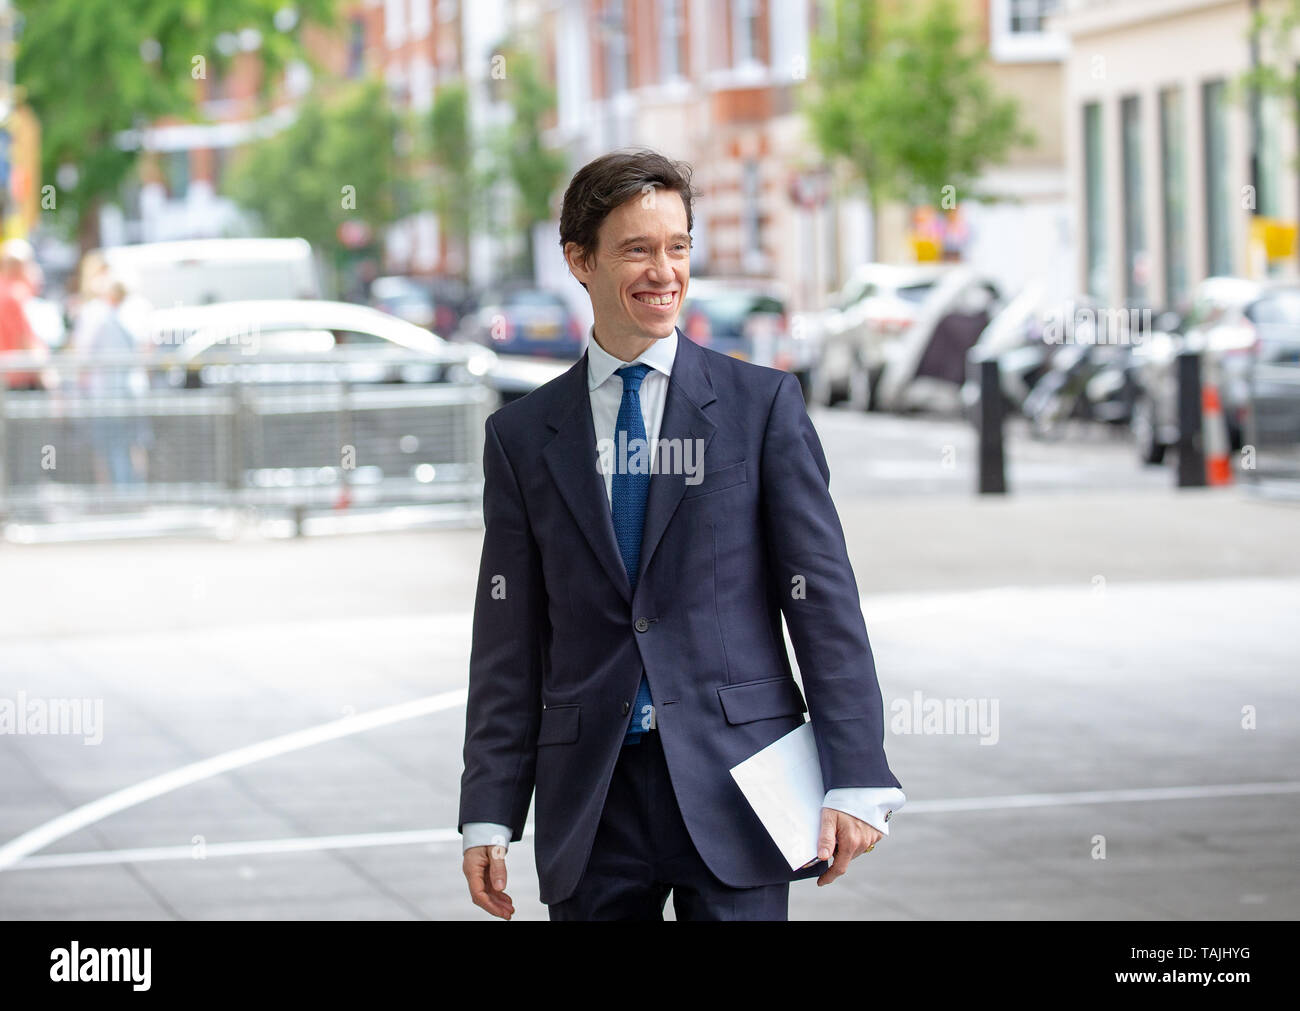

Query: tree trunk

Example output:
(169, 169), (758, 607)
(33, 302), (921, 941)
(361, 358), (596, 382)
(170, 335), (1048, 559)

(78, 197), (102, 256)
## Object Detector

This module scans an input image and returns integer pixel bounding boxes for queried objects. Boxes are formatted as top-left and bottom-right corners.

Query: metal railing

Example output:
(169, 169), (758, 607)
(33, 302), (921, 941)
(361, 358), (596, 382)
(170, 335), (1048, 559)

(0, 349), (497, 534)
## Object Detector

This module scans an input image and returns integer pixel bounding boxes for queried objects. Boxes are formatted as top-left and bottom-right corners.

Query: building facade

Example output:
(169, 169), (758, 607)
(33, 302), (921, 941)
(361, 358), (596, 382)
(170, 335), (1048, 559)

(1059, 0), (1300, 311)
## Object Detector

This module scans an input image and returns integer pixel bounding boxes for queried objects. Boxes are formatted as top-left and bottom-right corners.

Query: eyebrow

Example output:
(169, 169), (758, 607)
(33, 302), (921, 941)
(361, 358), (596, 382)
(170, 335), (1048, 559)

(618, 234), (692, 248)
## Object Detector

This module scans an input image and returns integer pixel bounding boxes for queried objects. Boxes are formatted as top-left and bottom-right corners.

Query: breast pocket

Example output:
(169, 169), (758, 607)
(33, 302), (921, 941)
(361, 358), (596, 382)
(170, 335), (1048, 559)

(681, 459), (748, 500)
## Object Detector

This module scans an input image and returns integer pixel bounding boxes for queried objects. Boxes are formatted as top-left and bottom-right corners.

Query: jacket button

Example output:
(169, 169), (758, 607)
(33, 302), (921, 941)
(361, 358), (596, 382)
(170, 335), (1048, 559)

(634, 617), (650, 632)
(621, 701), (630, 715)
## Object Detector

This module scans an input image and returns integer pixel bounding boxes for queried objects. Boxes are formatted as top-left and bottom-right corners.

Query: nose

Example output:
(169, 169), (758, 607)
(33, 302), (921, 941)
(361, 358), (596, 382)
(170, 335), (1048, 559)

(646, 247), (672, 281)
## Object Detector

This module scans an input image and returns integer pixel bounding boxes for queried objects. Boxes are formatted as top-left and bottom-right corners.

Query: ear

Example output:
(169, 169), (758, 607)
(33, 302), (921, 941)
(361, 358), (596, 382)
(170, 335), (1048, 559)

(564, 241), (594, 288)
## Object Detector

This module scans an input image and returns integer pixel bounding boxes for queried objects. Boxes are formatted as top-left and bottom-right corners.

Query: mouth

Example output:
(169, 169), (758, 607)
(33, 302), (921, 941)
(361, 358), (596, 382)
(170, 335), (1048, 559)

(632, 291), (677, 310)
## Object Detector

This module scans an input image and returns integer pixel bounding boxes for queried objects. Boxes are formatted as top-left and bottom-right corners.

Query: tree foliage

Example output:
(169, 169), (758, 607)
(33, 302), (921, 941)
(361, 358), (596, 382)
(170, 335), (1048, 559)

(226, 76), (400, 254)
(14, 0), (339, 247)
(804, 0), (1032, 208)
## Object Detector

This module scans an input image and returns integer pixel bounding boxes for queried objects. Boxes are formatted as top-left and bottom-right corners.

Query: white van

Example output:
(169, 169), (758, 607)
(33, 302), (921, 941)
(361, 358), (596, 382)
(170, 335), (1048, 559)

(97, 238), (321, 309)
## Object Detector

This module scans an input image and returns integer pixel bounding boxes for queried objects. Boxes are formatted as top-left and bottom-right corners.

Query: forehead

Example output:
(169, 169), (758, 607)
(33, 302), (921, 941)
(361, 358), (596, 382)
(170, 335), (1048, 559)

(600, 188), (688, 239)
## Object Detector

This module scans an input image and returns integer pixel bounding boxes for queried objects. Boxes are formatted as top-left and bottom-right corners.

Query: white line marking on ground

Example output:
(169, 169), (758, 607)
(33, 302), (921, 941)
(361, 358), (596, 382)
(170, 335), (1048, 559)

(6, 781), (1298, 872)
(0, 689), (467, 872)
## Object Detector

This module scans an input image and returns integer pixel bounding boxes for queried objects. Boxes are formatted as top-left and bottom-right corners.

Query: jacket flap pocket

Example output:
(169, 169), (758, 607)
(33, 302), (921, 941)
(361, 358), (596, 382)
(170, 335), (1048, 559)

(717, 676), (807, 725)
(537, 703), (580, 745)
(682, 459), (747, 499)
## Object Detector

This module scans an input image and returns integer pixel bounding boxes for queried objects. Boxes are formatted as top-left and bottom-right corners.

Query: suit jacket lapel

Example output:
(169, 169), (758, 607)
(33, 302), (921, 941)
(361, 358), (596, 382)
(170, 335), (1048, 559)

(542, 327), (718, 605)
(635, 330), (716, 589)
(543, 353), (633, 604)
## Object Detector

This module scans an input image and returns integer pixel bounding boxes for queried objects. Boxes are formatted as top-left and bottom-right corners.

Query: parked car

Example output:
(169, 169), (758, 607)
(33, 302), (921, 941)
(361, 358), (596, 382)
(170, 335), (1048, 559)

(369, 274), (470, 337)
(1129, 276), (1268, 464)
(807, 262), (949, 408)
(679, 277), (809, 381)
(370, 275), (437, 330)
(97, 238), (322, 308)
(139, 299), (566, 402)
(873, 267), (1003, 413)
(1244, 287), (1300, 463)
(459, 285), (585, 359)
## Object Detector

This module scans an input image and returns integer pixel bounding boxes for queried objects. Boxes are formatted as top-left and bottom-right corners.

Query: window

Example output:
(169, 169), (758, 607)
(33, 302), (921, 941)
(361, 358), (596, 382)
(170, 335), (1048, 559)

(410, 0), (431, 40)
(1009, 0), (1058, 32)
(164, 150), (190, 199)
(1083, 102), (1109, 302)
(741, 158), (764, 272)
(990, 0), (1065, 62)
(1202, 79), (1233, 277)
(384, 0), (406, 49)
(347, 17), (365, 79)
(1120, 96), (1147, 303)
(601, 0), (629, 95)
(733, 0), (762, 67)
(660, 0), (685, 81)
(1159, 87), (1188, 307)
(1256, 92), (1282, 217)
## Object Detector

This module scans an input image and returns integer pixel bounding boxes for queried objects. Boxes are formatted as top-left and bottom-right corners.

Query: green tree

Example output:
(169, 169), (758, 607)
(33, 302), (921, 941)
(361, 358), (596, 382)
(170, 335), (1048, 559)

(13, 0), (338, 250)
(424, 81), (475, 281)
(226, 77), (401, 294)
(475, 42), (566, 282)
(804, 0), (1032, 255)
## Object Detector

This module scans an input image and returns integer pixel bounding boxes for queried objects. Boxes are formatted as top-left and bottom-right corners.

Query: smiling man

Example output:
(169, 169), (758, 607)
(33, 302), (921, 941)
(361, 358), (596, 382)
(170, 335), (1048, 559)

(458, 148), (903, 921)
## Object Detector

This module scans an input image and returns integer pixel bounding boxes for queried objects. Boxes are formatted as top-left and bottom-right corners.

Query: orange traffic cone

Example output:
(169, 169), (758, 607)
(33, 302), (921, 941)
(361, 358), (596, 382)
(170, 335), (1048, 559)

(1202, 379), (1233, 486)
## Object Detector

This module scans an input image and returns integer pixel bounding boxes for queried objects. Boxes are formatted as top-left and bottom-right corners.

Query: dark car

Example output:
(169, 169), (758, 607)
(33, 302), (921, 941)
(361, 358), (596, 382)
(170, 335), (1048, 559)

(370, 275), (471, 338)
(1243, 287), (1300, 474)
(679, 278), (803, 377)
(459, 287), (585, 359)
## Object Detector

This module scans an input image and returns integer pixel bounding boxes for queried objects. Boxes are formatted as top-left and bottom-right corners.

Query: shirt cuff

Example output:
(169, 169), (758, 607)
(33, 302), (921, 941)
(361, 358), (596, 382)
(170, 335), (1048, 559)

(822, 787), (907, 836)
(461, 822), (512, 853)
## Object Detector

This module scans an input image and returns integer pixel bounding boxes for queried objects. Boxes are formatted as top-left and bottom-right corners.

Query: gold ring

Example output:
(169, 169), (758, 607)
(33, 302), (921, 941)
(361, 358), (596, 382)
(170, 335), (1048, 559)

(864, 843), (876, 853)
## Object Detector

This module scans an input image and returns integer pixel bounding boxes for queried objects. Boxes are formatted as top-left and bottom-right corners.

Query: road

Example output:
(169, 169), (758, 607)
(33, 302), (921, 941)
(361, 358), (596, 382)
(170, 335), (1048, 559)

(1, 406), (1297, 920)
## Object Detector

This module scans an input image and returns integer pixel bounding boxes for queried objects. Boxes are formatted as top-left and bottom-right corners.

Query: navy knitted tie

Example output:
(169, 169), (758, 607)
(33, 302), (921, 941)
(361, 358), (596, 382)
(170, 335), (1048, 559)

(612, 363), (655, 742)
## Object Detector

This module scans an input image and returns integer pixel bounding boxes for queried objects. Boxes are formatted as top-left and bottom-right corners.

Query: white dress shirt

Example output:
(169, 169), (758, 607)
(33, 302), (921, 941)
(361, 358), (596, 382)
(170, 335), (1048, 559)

(463, 326), (905, 853)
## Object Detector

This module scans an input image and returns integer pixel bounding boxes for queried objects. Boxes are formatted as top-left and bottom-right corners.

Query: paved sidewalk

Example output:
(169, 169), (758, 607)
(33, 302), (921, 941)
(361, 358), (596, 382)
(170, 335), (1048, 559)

(1, 485), (1297, 920)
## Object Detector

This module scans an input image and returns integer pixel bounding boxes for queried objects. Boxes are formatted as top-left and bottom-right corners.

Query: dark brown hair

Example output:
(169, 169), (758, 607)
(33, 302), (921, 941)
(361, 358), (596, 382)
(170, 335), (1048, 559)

(559, 148), (696, 287)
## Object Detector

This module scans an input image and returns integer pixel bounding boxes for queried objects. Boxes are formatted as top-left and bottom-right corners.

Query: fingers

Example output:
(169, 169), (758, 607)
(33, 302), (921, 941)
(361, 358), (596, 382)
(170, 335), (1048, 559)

(817, 838), (853, 887)
(817, 808), (838, 863)
(817, 812), (883, 887)
(463, 846), (515, 919)
(489, 844), (508, 891)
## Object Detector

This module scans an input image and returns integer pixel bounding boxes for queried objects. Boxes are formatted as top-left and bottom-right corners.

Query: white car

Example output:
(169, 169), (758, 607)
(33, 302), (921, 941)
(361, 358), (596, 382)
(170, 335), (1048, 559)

(138, 299), (565, 401)
(808, 263), (950, 408)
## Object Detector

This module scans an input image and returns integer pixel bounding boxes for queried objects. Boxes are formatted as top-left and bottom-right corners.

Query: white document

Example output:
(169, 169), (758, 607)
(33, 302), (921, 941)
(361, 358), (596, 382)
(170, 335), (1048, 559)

(729, 720), (825, 871)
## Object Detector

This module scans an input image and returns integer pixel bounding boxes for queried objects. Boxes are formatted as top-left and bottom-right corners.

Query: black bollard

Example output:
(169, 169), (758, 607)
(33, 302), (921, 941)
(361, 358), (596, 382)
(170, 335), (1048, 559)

(977, 357), (1007, 494)
(1176, 351), (1205, 488)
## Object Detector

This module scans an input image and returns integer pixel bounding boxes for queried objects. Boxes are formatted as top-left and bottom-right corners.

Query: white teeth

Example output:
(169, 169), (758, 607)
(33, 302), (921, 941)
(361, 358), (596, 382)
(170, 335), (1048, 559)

(635, 293), (674, 306)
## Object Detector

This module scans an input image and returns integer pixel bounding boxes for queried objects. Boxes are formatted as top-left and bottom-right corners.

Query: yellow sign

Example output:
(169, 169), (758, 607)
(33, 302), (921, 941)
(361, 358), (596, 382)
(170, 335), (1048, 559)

(1250, 216), (1297, 261)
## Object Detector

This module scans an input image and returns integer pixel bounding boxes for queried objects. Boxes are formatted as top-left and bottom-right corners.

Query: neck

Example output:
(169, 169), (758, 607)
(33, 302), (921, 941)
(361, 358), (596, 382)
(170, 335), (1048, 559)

(590, 320), (664, 363)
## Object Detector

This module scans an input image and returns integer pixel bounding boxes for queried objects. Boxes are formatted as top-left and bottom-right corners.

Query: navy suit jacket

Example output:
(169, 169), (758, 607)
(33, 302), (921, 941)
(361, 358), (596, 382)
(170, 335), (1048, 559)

(457, 327), (900, 905)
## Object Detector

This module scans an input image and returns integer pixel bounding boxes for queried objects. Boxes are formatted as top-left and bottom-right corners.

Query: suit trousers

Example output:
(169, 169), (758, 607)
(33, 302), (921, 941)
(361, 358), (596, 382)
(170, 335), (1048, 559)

(547, 728), (790, 921)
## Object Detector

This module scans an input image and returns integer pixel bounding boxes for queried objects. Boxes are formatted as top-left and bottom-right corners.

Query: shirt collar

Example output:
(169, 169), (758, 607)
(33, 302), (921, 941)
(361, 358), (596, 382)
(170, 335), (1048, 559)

(586, 324), (678, 392)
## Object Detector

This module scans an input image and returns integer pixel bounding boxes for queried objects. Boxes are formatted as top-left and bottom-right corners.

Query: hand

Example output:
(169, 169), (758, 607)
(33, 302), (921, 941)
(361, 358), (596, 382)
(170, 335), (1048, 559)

(463, 842), (515, 919)
(811, 807), (882, 887)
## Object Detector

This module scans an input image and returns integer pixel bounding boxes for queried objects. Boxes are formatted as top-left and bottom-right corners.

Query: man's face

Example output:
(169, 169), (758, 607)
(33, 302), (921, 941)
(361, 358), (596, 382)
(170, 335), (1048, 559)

(568, 187), (690, 344)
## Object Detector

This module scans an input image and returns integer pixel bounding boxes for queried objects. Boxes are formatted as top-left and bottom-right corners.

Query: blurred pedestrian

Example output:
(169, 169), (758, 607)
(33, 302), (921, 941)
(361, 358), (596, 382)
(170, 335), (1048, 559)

(0, 239), (50, 392)
(84, 274), (150, 487)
